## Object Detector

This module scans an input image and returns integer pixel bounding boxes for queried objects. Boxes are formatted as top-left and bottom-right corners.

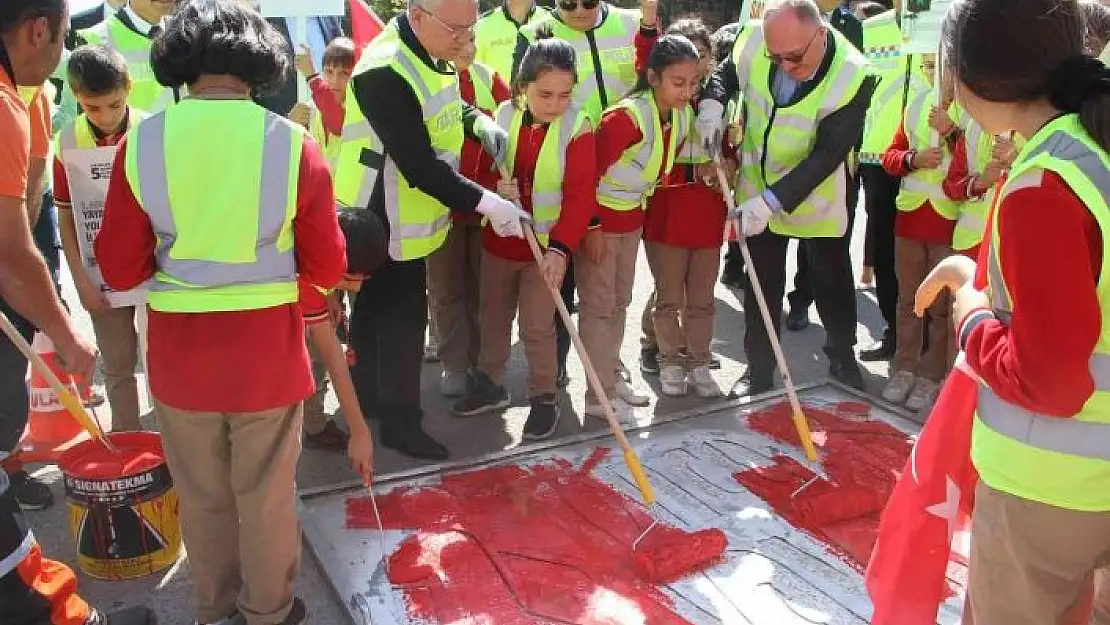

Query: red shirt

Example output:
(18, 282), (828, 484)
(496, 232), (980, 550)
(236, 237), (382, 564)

(596, 105), (681, 233)
(882, 120), (956, 245)
(482, 116), (597, 261)
(95, 134), (346, 414)
(309, 75), (344, 137)
(459, 66), (511, 200)
(964, 170), (1103, 417)
(53, 115), (130, 207)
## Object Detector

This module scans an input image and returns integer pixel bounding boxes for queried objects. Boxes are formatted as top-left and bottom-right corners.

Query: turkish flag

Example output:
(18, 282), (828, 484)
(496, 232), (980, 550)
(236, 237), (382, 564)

(865, 355), (981, 625)
(349, 0), (385, 52)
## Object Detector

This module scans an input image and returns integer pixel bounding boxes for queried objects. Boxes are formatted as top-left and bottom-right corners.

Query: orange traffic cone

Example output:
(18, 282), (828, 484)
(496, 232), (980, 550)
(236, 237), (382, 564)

(18, 332), (87, 462)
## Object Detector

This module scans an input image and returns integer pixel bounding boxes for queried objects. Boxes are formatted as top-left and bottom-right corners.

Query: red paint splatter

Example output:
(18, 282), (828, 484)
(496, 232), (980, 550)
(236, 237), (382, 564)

(346, 452), (725, 624)
(734, 401), (913, 571)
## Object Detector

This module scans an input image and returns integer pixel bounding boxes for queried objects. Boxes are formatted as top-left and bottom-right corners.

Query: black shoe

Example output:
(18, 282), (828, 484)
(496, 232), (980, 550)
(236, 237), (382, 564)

(380, 422), (449, 461)
(829, 357), (865, 390)
(728, 370), (774, 398)
(88, 606), (157, 625)
(785, 308), (810, 332)
(11, 470), (53, 510)
(721, 262), (744, 289)
(523, 394), (560, 440)
(639, 347), (660, 375)
(859, 340), (895, 362)
(451, 372), (510, 416)
(556, 365), (570, 388)
(708, 354), (722, 370)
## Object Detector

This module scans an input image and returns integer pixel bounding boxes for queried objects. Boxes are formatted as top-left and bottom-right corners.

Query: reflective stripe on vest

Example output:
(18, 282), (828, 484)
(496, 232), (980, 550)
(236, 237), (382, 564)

(124, 102), (300, 313)
(496, 101), (588, 244)
(951, 114), (995, 250)
(676, 98), (716, 166)
(597, 93), (690, 211)
(82, 17), (177, 113)
(895, 90), (958, 218)
(521, 8), (640, 124)
(859, 10), (908, 165)
(974, 113), (1110, 510)
(734, 22), (868, 238)
(56, 109), (145, 154)
(467, 62), (499, 113)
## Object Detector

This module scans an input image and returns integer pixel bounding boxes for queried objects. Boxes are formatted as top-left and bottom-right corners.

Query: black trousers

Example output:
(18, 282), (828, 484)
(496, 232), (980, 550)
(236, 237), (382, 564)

(743, 229), (857, 377)
(787, 171), (861, 313)
(349, 258), (428, 422)
(860, 164), (899, 334)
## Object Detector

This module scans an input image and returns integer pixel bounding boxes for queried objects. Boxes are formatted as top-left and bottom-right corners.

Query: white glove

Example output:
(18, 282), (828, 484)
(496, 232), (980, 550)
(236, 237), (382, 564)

(696, 99), (725, 159)
(473, 114), (509, 169)
(734, 195), (773, 237)
(476, 190), (530, 239)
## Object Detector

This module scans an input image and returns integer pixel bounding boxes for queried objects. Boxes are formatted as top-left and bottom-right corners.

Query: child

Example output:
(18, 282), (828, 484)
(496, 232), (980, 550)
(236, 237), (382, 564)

(426, 43), (510, 398)
(944, 110), (1014, 260)
(641, 20), (732, 398)
(879, 54), (958, 412)
(582, 34), (698, 421)
(293, 37), (357, 167)
(451, 38), (595, 440)
(53, 45), (146, 432)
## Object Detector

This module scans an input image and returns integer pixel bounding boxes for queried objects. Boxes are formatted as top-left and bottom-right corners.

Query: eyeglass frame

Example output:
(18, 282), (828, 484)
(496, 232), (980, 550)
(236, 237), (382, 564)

(765, 26), (823, 66)
(415, 5), (477, 41)
(557, 0), (601, 12)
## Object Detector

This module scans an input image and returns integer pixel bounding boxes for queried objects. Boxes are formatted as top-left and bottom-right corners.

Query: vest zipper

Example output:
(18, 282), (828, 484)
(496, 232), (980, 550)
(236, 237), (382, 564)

(586, 30), (608, 110)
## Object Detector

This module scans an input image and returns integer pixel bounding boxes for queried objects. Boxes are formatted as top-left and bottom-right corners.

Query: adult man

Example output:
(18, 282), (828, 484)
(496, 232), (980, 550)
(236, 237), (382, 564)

(783, 0), (863, 332)
(474, 0), (545, 80)
(700, 0), (875, 397)
(338, 0), (527, 460)
(0, 1), (152, 623)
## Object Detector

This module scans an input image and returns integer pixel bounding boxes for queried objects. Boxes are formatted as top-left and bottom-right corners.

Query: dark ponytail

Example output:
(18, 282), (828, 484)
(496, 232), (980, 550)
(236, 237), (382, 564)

(944, 0), (1110, 153)
(512, 33), (577, 107)
(630, 34), (701, 95)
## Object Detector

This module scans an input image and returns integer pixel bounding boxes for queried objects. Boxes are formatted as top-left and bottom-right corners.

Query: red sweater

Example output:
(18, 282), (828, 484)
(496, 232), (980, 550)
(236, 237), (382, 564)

(95, 135), (346, 414)
(483, 115), (597, 262)
(596, 105), (682, 233)
(459, 66), (511, 209)
(308, 75), (344, 137)
(882, 120), (957, 246)
(943, 133), (997, 259)
(962, 170), (1103, 417)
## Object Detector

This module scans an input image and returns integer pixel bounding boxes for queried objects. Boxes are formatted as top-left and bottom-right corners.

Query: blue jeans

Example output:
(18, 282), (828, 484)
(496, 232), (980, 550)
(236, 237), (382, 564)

(32, 191), (61, 291)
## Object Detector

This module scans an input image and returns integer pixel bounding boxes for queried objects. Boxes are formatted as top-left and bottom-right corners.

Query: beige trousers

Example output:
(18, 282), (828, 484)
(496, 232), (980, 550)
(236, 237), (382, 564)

(426, 221), (483, 374)
(576, 230), (641, 404)
(645, 242), (720, 368)
(89, 306), (141, 431)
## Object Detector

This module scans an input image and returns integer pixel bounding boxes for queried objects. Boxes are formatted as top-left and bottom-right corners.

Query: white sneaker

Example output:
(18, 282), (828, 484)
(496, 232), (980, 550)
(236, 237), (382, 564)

(615, 378), (650, 407)
(881, 370), (917, 404)
(659, 365), (688, 396)
(585, 397), (637, 426)
(905, 378), (940, 412)
(689, 366), (722, 398)
(439, 370), (469, 397)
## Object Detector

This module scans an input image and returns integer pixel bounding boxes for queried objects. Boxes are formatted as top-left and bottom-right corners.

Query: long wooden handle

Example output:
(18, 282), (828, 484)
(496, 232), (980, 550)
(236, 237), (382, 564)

(713, 161), (819, 463)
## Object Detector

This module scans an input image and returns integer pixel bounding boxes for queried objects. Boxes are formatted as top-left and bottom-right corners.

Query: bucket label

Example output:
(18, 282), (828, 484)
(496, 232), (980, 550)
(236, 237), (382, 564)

(64, 464), (171, 506)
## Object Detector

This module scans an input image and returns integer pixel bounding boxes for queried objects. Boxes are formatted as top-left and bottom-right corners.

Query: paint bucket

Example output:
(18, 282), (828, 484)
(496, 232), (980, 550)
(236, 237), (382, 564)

(57, 431), (181, 580)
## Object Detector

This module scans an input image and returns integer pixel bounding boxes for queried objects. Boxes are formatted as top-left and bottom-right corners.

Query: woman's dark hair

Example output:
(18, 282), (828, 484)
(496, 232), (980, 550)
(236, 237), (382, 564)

(631, 34), (701, 94)
(943, 0), (1110, 152)
(512, 35), (577, 105)
(667, 18), (713, 61)
(151, 0), (292, 94)
(68, 45), (130, 96)
(338, 207), (387, 275)
(1081, 0), (1110, 56)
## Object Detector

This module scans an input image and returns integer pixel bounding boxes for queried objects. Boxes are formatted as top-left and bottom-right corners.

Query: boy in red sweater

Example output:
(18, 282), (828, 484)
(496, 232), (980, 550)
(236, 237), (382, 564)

(293, 37), (355, 164)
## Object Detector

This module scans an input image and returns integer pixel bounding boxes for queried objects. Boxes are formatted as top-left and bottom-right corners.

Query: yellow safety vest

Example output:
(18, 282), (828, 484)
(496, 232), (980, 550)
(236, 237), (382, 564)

(676, 96), (714, 167)
(309, 107), (343, 171)
(894, 89), (958, 219)
(495, 101), (589, 245)
(859, 9), (911, 166)
(123, 100), (302, 313)
(951, 107), (997, 251)
(973, 113), (1110, 511)
(55, 108), (145, 154)
(520, 6), (640, 124)
(80, 15), (178, 113)
(474, 5), (547, 80)
(734, 22), (870, 238)
(466, 62), (499, 114)
(597, 92), (690, 211)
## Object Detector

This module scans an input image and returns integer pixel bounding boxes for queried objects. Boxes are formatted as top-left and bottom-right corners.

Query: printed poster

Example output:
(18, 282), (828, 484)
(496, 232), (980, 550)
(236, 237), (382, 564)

(62, 147), (148, 309)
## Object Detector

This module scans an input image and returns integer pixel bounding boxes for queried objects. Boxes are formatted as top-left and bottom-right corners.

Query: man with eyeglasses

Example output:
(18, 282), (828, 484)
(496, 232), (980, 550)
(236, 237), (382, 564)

(337, 0), (528, 460)
(699, 0), (876, 398)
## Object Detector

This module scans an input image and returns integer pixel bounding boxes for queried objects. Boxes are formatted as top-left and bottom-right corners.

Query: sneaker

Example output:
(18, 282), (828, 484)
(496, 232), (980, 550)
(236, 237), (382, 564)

(303, 420), (349, 452)
(615, 378), (650, 407)
(451, 372), (510, 416)
(785, 308), (810, 332)
(585, 397), (637, 426)
(881, 370), (917, 404)
(523, 394), (560, 440)
(689, 366), (722, 398)
(439, 370), (469, 397)
(708, 354), (722, 370)
(423, 340), (440, 363)
(639, 347), (660, 375)
(89, 606), (158, 625)
(11, 470), (53, 510)
(659, 365), (688, 397)
(905, 378), (941, 412)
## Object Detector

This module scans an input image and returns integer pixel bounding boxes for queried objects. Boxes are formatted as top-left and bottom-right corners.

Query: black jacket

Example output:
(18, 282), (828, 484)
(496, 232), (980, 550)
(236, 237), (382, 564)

(66, 2), (111, 49)
(254, 16), (345, 116)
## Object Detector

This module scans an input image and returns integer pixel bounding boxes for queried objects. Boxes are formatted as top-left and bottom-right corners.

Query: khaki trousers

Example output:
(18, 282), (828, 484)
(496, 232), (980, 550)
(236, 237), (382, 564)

(577, 230), (641, 404)
(89, 306), (141, 431)
(640, 291), (658, 349)
(478, 252), (557, 396)
(894, 237), (953, 381)
(426, 221), (483, 374)
(967, 482), (1110, 625)
(155, 400), (302, 625)
(302, 332), (329, 435)
(645, 243), (720, 368)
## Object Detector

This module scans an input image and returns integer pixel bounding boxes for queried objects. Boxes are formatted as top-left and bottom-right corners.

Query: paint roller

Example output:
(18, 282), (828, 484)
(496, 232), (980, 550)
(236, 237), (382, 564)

(791, 488), (887, 526)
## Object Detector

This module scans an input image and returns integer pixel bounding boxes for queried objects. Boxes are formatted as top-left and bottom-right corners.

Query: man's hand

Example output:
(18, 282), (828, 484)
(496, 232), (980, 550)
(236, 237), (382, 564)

(347, 421), (374, 485)
(915, 254), (978, 316)
(76, 281), (111, 314)
(540, 249), (567, 289)
(913, 147), (944, 169)
(295, 44), (317, 77)
(696, 100), (725, 158)
(496, 178), (521, 203)
(580, 228), (605, 265)
(730, 195), (773, 236)
(288, 102), (312, 130)
(928, 106), (954, 135)
(55, 333), (97, 382)
(641, 0), (659, 27)
(476, 191), (530, 239)
(473, 115), (509, 169)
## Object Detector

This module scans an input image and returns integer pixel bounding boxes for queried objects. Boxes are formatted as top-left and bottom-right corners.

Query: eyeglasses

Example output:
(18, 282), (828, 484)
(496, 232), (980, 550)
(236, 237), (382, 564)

(417, 6), (476, 41)
(766, 27), (821, 65)
(557, 0), (601, 11)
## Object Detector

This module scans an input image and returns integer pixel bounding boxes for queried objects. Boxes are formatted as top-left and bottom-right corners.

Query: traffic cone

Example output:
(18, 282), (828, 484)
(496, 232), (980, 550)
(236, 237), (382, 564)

(18, 332), (87, 462)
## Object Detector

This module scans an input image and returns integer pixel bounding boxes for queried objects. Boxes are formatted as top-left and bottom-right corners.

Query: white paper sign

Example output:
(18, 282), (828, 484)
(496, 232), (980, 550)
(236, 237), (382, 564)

(900, 0), (955, 54)
(260, 0), (345, 18)
(62, 147), (148, 309)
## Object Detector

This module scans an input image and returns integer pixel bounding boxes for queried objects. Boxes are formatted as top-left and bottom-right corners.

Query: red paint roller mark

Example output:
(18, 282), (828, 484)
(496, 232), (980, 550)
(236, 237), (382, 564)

(346, 452), (725, 624)
(734, 401), (913, 571)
